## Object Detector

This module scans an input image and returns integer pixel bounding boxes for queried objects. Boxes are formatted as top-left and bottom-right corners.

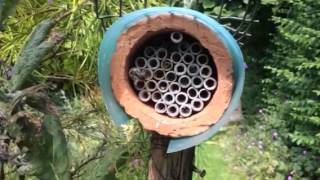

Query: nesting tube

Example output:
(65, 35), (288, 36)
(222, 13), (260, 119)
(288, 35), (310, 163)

(189, 42), (203, 55)
(175, 92), (188, 105)
(166, 104), (179, 117)
(199, 89), (211, 102)
(179, 104), (192, 117)
(161, 59), (173, 70)
(147, 57), (160, 69)
(134, 80), (145, 91)
(155, 101), (167, 114)
(154, 69), (165, 80)
(182, 53), (195, 64)
(204, 77), (217, 91)
(200, 65), (213, 78)
(179, 75), (192, 88)
(191, 76), (204, 89)
(134, 57), (147, 68)
(196, 54), (209, 65)
(170, 52), (182, 63)
(165, 71), (177, 82)
(138, 90), (151, 102)
(145, 80), (157, 92)
(144, 46), (156, 57)
(187, 64), (200, 76)
(178, 41), (190, 52)
(157, 80), (169, 93)
(170, 32), (183, 43)
(156, 48), (168, 59)
(174, 63), (187, 76)
(163, 92), (175, 105)
(187, 87), (199, 99)
(129, 68), (139, 81)
(151, 91), (162, 103)
(141, 68), (153, 80)
(169, 82), (181, 94)
(191, 98), (204, 112)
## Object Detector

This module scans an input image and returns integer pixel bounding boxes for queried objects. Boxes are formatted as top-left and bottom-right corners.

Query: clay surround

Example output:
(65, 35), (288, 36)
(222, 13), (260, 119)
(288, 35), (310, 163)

(110, 13), (233, 137)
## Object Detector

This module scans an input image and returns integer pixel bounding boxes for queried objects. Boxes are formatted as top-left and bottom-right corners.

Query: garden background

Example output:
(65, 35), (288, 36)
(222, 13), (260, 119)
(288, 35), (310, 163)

(0, 0), (319, 179)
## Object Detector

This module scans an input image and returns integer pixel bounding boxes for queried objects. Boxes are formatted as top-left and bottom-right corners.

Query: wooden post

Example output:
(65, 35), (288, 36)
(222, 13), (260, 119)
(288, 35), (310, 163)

(148, 134), (195, 180)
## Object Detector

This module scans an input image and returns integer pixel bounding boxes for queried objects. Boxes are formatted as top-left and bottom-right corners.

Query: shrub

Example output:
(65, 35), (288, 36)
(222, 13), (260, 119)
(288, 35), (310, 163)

(262, 0), (320, 177)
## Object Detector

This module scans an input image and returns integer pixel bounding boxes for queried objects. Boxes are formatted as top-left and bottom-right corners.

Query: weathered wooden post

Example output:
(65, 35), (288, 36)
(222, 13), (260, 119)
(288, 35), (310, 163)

(97, 7), (245, 179)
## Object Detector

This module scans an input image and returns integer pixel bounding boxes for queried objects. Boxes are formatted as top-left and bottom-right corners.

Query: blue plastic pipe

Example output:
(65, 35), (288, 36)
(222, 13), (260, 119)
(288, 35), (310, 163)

(98, 7), (245, 153)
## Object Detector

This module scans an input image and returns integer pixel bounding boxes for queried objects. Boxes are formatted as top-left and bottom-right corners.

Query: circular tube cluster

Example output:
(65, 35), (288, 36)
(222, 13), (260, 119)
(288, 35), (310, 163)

(128, 31), (218, 118)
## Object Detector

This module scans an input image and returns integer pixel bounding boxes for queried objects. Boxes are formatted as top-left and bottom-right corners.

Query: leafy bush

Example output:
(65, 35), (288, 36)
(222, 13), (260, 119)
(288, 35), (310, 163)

(262, 0), (320, 177)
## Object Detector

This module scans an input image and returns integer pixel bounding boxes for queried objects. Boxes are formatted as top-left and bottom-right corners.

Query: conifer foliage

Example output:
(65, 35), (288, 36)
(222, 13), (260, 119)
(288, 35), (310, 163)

(263, 0), (320, 175)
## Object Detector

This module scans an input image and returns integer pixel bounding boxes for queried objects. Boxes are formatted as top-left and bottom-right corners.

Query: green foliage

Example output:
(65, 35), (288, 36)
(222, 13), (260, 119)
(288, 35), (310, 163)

(0, 0), (19, 30)
(194, 126), (247, 180)
(261, 0), (320, 177)
(46, 92), (149, 179)
(10, 19), (58, 91)
(33, 115), (70, 179)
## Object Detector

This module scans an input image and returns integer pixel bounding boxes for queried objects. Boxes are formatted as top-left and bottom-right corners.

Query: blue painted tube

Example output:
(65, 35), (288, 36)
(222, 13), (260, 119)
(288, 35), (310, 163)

(98, 7), (245, 153)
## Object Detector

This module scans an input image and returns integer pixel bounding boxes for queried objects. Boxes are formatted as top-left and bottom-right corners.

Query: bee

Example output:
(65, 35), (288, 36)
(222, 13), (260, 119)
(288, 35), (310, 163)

(129, 68), (151, 81)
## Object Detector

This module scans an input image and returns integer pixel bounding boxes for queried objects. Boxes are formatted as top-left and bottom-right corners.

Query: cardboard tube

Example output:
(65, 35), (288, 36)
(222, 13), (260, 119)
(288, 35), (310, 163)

(151, 91), (162, 103)
(179, 75), (192, 88)
(196, 54), (209, 65)
(182, 53), (195, 64)
(199, 89), (211, 102)
(204, 77), (217, 91)
(191, 98), (204, 112)
(170, 32), (183, 43)
(155, 101), (167, 114)
(200, 65), (213, 78)
(147, 57), (160, 70)
(157, 80), (169, 93)
(175, 92), (188, 105)
(179, 104), (192, 117)
(174, 63), (187, 76)
(166, 104), (179, 117)
(187, 87), (199, 99)
(138, 90), (151, 102)
(134, 57), (147, 68)
(144, 46), (156, 58)
(169, 82), (181, 94)
(163, 92), (175, 104)
(189, 42), (203, 55)
(146, 80), (157, 92)
(154, 69), (165, 80)
(187, 64), (200, 76)
(191, 76), (204, 89)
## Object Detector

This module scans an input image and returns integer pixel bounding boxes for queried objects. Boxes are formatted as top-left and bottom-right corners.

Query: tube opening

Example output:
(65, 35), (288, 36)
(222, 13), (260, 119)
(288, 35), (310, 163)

(135, 57), (147, 68)
(148, 58), (160, 69)
(166, 71), (177, 82)
(127, 30), (218, 118)
(144, 46), (156, 57)
(183, 54), (194, 64)
(171, 32), (183, 43)
(161, 59), (173, 70)
(157, 48), (168, 59)
(169, 82), (180, 93)
(152, 91), (162, 102)
(190, 42), (202, 54)
(146, 80), (157, 91)
(171, 52), (181, 63)
(154, 69), (165, 80)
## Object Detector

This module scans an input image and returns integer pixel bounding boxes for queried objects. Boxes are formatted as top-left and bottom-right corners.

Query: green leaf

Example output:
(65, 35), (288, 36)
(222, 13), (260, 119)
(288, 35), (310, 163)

(203, 0), (216, 9)
(0, 0), (19, 30)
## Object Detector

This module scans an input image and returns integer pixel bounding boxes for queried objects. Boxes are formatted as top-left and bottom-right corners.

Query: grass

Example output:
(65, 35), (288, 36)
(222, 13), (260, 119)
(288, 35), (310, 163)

(194, 125), (247, 180)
